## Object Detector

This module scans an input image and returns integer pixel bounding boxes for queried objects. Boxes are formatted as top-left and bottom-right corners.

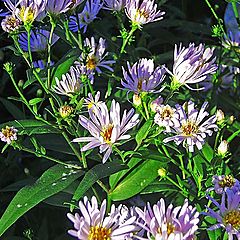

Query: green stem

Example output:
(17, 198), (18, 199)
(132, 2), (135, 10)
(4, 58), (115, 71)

(47, 15), (56, 89)
(204, 0), (225, 34)
(97, 180), (109, 193)
(165, 175), (188, 197)
(232, 2), (240, 26)
(21, 147), (81, 169)
(120, 25), (138, 54)
(179, 155), (186, 180)
(142, 101), (149, 119)
(113, 146), (125, 162)
(26, 25), (33, 68)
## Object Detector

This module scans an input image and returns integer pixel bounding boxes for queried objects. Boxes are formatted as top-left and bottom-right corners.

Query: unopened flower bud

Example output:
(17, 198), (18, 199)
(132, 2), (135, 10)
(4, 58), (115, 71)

(228, 115), (235, 125)
(216, 109), (225, 122)
(217, 140), (229, 157)
(133, 94), (141, 107)
(36, 89), (43, 97)
(59, 105), (74, 118)
(158, 168), (167, 177)
(18, 79), (24, 88)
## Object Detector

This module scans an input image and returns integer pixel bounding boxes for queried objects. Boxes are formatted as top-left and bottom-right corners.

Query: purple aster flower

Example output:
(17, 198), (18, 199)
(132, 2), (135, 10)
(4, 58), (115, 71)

(1, 14), (21, 32)
(33, 59), (54, 70)
(211, 175), (240, 194)
(18, 29), (59, 52)
(163, 101), (218, 152)
(121, 58), (166, 94)
(125, 0), (165, 27)
(200, 65), (237, 93)
(168, 43), (217, 91)
(0, 126), (18, 144)
(154, 104), (180, 133)
(135, 198), (199, 240)
(73, 99), (139, 163)
(204, 190), (240, 239)
(67, 196), (137, 240)
(54, 66), (82, 96)
(74, 62), (95, 84)
(77, 37), (115, 76)
(69, 0), (103, 33)
(103, 0), (126, 11)
(46, 0), (72, 14)
(222, 30), (240, 49)
(4, 0), (47, 24)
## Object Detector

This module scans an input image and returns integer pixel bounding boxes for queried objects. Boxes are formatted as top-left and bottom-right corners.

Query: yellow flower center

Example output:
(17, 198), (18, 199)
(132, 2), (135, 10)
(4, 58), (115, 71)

(181, 121), (198, 136)
(101, 124), (114, 144)
(160, 106), (174, 119)
(88, 226), (112, 240)
(218, 175), (235, 188)
(19, 6), (35, 24)
(157, 222), (176, 236)
(2, 126), (15, 139)
(86, 56), (97, 70)
(223, 210), (240, 230)
(135, 9), (149, 21)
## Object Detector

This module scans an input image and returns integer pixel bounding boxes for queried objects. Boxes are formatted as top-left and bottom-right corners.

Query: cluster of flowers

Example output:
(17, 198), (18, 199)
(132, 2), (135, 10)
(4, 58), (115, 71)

(205, 175), (240, 239)
(67, 196), (199, 240)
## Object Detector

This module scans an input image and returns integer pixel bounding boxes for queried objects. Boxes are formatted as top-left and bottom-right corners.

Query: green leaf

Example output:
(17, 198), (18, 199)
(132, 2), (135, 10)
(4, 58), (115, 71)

(29, 98), (43, 106)
(109, 159), (164, 201)
(51, 48), (81, 87)
(0, 164), (84, 237)
(135, 119), (153, 146)
(0, 120), (60, 135)
(202, 143), (214, 162)
(72, 162), (127, 207)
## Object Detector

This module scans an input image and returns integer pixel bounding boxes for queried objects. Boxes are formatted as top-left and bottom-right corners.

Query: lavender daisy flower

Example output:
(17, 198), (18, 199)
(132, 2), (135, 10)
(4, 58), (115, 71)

(222, 30), (240, 50)
(74, 62), (95, 84)
(212, 175), (240, 194)
(0, 126), (18, 144)
(136, 198), (199, 240)
(154, 104), (180, 133)
(121, 58), (166, 94)
(103, 0), (125, 11)
(18, 29), (59, 52)
(4, 0), (47, 25)
(77, 37), (115, 75)
(67, 196), (137, 239)
(54, 66), (82, 96)
(73, 99), (139, 163)
(125, 0), (165, 27)
(163, 101), (218, 152)
(205, 190), (240, 239)
(1, 14), (21, 32)
(46, 0), (83, 15)
(169, 43), (217, 91)
(69, 0), (103, 33)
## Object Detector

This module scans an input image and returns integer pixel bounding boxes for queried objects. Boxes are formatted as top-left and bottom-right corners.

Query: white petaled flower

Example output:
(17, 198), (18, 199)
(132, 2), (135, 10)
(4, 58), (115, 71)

(0, 126), (18, 144)
(125, 0), (165, 27)
(163, 101), (218, 152)
(154, 104), (180, 132)
(103, 0), (126, 11)
(135, 198), (199, 240)
(169, 43), (218, 90)
(1, 14), (21, 32)
(67, 196), (137, 240)
(73, 99), (139, 163)
(54, 66), (82, 96)
(84, 91), (103, 110)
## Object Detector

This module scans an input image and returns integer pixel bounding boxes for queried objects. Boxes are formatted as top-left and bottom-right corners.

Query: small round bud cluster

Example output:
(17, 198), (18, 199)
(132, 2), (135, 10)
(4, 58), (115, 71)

(59, 105), (74, 118)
